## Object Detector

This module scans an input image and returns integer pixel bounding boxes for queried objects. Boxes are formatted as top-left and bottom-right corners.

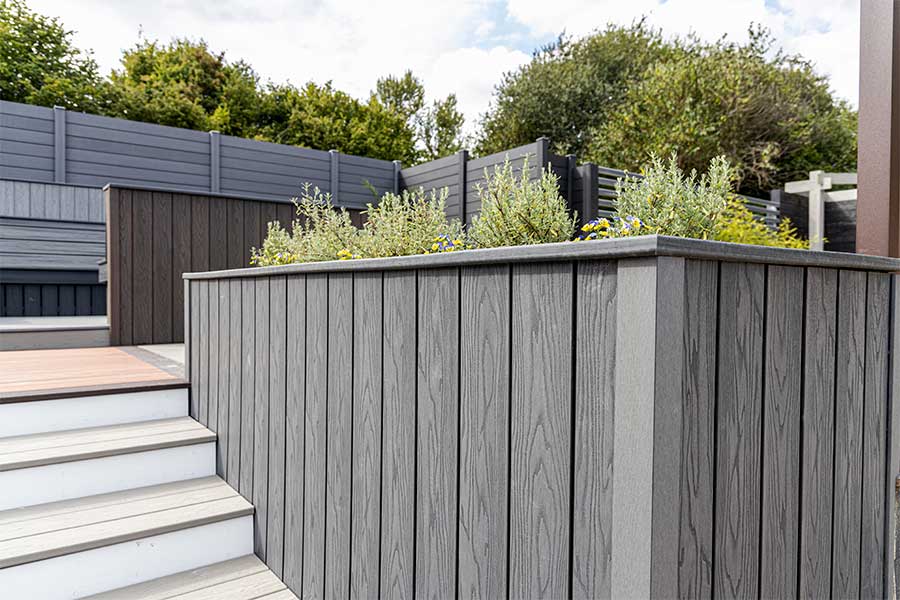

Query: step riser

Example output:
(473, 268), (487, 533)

(0, 515), (253, 600)
(0, 443), (215, 511)
(0, 389), (188, 439)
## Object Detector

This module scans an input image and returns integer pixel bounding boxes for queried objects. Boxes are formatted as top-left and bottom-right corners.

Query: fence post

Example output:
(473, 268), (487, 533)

(209, 131), (221, 193)
(393, 160), (402, 194)
(458, 149), (468, 224)
(53, 106), (66, 184)
(579, 163), (599, 223)
(566, 154), (576, 213)
(534, 137), (549, 174)
(330, 150), (340, 204)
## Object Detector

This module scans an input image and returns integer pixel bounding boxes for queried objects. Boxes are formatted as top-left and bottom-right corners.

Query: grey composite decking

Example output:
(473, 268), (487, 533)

(185, 236), (900, 599)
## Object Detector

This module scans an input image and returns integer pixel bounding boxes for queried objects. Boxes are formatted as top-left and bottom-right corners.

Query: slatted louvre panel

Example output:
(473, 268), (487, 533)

(185, 244), (896, 600)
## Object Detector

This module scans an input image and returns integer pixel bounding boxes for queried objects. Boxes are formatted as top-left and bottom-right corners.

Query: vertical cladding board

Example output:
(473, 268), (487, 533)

(713, 262), (764, 600)
(152, 192), (173, 344)
(284, 275), (306, 591)
(350, 272), (384, 600)
(172, 192), (192, 341)
(676, 259), (718, 599)
(458, 265), (511, 600)
(131, 189), (153, 344)
(302, 274), (328, 599)
(416, 268), (460, 599)
(325, 273), (353, 599)
(253, 277), (271, 559)
(226, 278), (242, 489)
(380, 271), (417, 600)
(831, 270), (866, 599)
(798, 268), (837, 599)
(267, 276), (288, 577)
(509, 262), (572, 600)
(760, 265), (804, 599)
(571, 260), (616, 600)
(239, 278), (256, 498)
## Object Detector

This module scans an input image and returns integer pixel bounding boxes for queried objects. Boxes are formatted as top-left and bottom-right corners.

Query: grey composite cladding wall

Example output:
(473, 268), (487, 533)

(1, 100), (398, 207)
(184, 236), (900, 599)
(105, 185), (367, 346)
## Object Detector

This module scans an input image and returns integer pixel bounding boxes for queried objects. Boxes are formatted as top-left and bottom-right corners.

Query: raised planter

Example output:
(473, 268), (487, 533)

(184, 235), (900, 599)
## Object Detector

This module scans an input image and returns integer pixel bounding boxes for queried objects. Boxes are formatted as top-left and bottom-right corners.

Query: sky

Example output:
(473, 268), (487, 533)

(28, 0), (861, 134)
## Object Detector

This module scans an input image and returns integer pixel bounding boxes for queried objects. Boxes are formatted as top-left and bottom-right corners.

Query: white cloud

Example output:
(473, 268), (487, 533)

(25, 0), (861, 139)
(506, 0), (860, 104)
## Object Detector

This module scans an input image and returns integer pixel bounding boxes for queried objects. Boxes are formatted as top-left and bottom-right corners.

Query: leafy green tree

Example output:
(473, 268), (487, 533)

(375, 70), (465, 162)
(0, 0), (108, 111)
(476, 22), (671, 157)
(106, 38), (261, 136)
(255, 82), (416, 162)
(590, 28), (857, 194)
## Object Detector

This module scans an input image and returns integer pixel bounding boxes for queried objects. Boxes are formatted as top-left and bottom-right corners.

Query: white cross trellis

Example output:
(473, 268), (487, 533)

(784, 171), (858, 251)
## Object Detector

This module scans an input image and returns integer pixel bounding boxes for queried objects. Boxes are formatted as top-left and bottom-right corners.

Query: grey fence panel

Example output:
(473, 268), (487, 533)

(0, 180), (103, 223)
(185, 239), (898, 600)
(0, 102), (54, 182)
(0, 217), (105, 271)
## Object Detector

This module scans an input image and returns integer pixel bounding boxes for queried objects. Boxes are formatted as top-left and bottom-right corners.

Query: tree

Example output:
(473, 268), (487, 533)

(476, 22), (671, 157)
(0, 0), (107, 111)
(589, 28), (857, 194)
(106, 38), (261, 136)
(375, 70), (466, 163)
(255, 82), (416, 163)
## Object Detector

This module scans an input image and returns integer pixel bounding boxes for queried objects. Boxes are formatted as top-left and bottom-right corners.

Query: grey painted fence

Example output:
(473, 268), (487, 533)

(400, 139), (778, 229)
(184, 236), (900, 599)
(775, 189), (857, 253)
(0, 100), (398, 208)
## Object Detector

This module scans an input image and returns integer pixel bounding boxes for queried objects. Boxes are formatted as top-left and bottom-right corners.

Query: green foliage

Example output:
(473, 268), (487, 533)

(255, 81), (415, 163)
(375, 70), (465, 163)
(591, 27), (857, 195)
(477, 24), (857, 195)
(612, 154), (732, 239)
(250, 221), (297, 266)
(715, 199), (810, 249)
(476, 22), (671, 157)
(358, 187), (463, 257)
(468, 158), (576, 248)
(0, 0), (108, 111)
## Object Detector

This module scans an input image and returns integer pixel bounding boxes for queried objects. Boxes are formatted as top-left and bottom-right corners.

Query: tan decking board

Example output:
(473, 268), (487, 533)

(0, 477), (253, 569)
(0, 417), (214, 471)
(82, 554), (298, 599)
(0, 347), (180, 397)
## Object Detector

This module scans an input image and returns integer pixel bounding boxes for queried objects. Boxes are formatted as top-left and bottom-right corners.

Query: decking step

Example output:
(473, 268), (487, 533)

(0, 477), (254, 598)
(0, 417), (216, 510)
(83, 554), (299, 599)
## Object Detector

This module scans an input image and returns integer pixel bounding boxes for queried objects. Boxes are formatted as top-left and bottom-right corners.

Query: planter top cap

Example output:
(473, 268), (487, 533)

(183, 235), (900, 280)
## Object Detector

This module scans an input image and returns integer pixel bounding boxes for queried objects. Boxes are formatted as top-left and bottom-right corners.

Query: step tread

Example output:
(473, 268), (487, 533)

(0, 417), (213, 471)
(0, 476), (252, 569)
(83, 555), (298, 600)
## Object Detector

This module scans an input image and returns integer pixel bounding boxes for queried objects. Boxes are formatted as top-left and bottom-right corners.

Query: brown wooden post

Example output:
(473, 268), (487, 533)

(857, 0), (900, 256)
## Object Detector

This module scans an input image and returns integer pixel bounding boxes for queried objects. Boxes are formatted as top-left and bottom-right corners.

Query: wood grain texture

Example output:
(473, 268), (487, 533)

(253, 276), (270, 560)
(831, 270), (866, 599)
(207, 280), (219, 435)
(239, 278), (256, 499)
(798, 268), (837, 599)
(151, 192), (173, 344)
(325, 273), (353, 600)
(267, 276), (287, 577)
(458, 265), (511, 600)
(208, 197), (228, 272)
(117, 189), (133, 344)
(760, 265), (803, 599)
(509, 262), (572, 600)
(379, 271), (416, 600)
(197, 280), (209, 426)
(283, 275), (306, 592)
(302, 274), (328, 600)
(171, 192), (192, 341)
(106, 189), (120, 343)
(714, 261), (764, 600)
(131, 189), (153, 344)
(226, 278), (242, 489)
(216, 279), (229, 477)
(860, 272), (889, 599)
(416, 267), (460, 600)
(189, 281), (201, 418)
(677, 259), (717, 599)
(190, 195), (210, 273)
(243, 202), (261, 264)
(227, 198), (245, 269)
(350, 272), (383, 600)
(569, 260), (616, 600)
